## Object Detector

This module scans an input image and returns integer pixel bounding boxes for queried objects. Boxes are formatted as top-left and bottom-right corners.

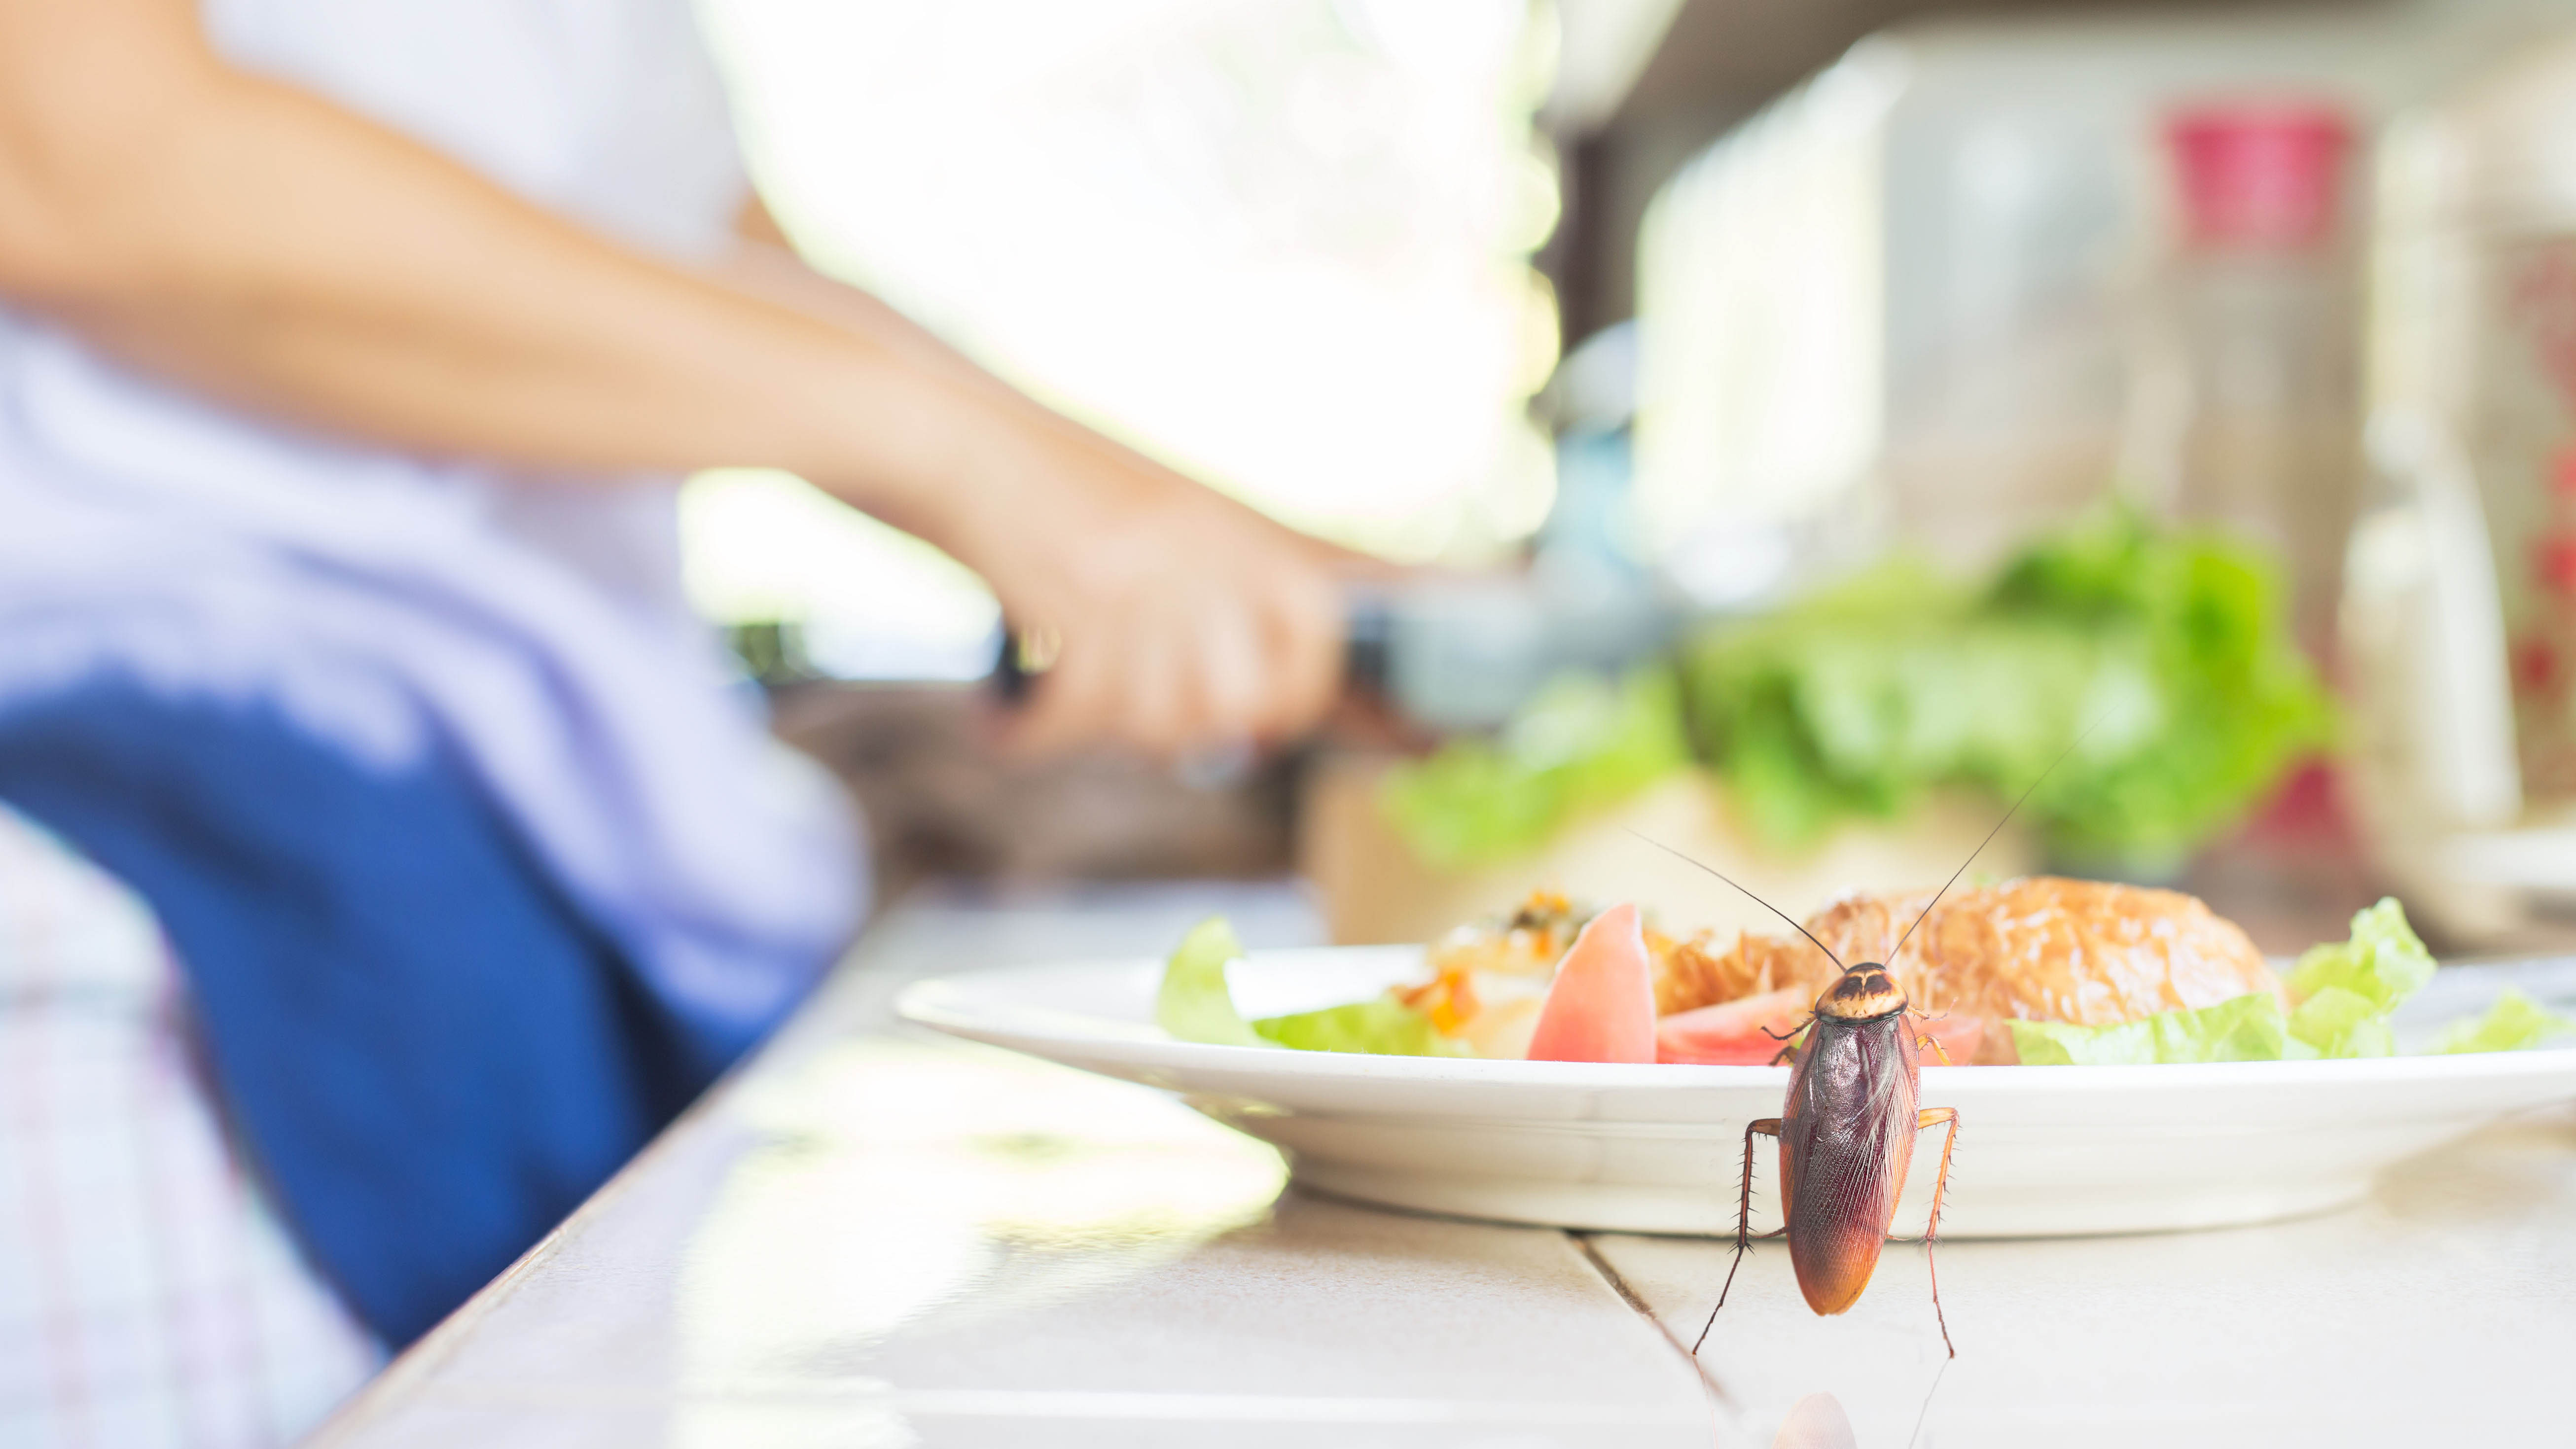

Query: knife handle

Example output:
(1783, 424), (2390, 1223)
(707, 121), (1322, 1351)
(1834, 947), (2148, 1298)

(991, 626), (1040, 706)
(992, 595), (1389, 709)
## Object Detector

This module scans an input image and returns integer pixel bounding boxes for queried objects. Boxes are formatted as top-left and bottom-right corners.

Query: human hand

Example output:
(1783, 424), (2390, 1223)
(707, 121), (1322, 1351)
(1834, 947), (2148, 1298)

(940, 423), (1353, 762)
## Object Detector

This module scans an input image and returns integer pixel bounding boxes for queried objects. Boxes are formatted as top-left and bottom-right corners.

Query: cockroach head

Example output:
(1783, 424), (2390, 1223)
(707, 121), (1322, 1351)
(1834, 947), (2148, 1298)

(1816, 962), (1909, 1022)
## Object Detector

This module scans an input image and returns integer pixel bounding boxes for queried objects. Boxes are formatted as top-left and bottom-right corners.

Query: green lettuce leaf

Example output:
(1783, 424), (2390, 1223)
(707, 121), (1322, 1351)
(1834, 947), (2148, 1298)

(2434, 989), (2576, 1054)
(1680, 505), (2335, 870)
(2009, 898), (2440, 1064)
(1155, 915), (1459, 1056)
(1154, 917), (1269, 1048)
(1253, 997), (1466, 1057)
(1380, 508), (2331, 871)
(1379, 667), (1692, 870)
(2008, 992), (2290, 1065)
(2287, 897), (2436, 1018)
(2287, 986), (2394, 1060)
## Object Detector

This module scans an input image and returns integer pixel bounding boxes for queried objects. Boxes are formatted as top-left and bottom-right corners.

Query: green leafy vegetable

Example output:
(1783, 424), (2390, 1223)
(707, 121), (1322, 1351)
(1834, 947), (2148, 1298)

(2009, 899), (2437, 1064)
(2287, 898), (2437, 1014)
(1155, 916), (1459, 1056)
(2282, 897), (2433, 1058)
(1682, 506), (2334, 869)
(2287, 987), (2393, 1060)
(2434, 990), (2576, 1055)
(1381, 667), (1691, 869)
(1154, 917), (1268, 1049)
(1253, 997), (1466, 1057)
(1377, 509), (2330, 871)
(2009, 992), (2290, 1065)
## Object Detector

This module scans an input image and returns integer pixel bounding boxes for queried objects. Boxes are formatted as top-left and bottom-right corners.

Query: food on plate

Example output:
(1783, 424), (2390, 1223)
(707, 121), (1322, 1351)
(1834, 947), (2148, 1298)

(1799, 878), (2277, 1023)
(1524, 904), (1657, 1064)
(1156, 917), (1464, 1058)
(1658, 877), (2282, 1064)
(2436, 989), (2576, 1054)
(1156, 885), (2569, 1066)
(1648, 929), (1822, 1018)
(1156, 917), (1268, 1049)
(1425, 890), (1587, 977)
(2011, 895), (2451, 1063)
(1653, 988), (1811, 1066)
(1620, 877), (2275, 1063)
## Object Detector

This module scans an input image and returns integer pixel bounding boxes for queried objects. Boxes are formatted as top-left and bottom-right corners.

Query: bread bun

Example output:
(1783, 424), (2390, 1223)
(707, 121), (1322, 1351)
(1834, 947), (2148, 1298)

(1803, 877), (2280, 1027)
(1654, 877), (2280, 1063)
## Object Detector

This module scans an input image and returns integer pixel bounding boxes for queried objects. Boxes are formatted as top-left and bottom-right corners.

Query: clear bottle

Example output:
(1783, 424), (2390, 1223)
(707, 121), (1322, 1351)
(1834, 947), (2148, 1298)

(2123, 101), (2362, 666)
(2343, 32), (2576, 941)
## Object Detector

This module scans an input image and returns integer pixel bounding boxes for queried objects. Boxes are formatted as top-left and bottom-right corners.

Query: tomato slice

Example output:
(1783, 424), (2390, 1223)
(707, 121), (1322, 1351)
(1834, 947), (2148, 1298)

(1524, 902), (1656, 1063)
(1654, 989), (1990, 1066)
(1653, 987), (1812, 1065)
(1914, 1011), (1987, 1066)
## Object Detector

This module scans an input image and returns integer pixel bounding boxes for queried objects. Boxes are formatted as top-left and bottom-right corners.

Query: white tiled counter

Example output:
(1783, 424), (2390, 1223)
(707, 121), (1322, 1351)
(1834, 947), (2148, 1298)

(305, 884), (2576, 1448)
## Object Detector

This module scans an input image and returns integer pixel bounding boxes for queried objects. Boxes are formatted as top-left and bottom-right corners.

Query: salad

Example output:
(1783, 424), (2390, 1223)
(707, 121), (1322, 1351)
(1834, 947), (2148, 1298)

(1157, 884), (2573, 1067)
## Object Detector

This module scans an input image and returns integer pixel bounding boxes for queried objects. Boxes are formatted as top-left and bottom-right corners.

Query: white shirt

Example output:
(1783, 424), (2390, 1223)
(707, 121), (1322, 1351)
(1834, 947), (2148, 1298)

(0, 0), (864, 1036)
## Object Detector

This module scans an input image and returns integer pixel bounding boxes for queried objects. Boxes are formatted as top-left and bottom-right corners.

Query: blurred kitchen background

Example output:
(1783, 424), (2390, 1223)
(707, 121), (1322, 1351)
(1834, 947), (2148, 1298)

(687, 0), (2576, 956)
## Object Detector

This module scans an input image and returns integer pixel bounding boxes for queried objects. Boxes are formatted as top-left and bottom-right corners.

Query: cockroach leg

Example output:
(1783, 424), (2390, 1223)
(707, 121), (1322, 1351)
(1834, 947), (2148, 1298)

(1696, 1117), (1782, 1356)
(1764, 1018), (1811, 1067)
(1915, 1033), (1957, 1066)
(1915, 1107), (1961, 1359)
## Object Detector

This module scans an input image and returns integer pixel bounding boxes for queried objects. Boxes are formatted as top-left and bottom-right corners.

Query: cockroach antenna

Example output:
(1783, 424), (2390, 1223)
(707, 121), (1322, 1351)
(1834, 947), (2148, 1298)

(1627, 831), (1844, 972)
(1887, 719), (2102, 974)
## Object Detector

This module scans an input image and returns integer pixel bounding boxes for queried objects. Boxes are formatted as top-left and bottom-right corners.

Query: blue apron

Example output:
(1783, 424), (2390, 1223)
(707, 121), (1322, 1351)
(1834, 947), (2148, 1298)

(0, 684), (746, 1346)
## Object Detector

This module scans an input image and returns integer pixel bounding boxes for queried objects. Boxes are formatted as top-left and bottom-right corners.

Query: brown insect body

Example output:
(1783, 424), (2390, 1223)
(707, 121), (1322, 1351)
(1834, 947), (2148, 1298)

(1650, 725), (2091, 1362)
(1707, 960), (1964, 1359)
(1779, 979), (1922, 1315)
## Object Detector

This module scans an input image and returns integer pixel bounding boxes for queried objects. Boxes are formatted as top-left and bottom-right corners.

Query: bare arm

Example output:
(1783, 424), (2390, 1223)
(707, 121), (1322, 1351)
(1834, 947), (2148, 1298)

(0, 0), (1344, 753)
(715, 201), (1060, 432)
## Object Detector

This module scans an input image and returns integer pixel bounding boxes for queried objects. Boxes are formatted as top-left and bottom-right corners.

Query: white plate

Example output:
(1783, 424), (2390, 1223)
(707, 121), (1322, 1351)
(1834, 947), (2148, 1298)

(895, 947), (2576, 1237)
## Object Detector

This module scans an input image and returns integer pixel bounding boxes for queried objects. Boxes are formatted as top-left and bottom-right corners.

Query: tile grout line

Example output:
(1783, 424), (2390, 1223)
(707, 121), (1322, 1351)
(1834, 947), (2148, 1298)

(1569, 1232), (1732, 1411)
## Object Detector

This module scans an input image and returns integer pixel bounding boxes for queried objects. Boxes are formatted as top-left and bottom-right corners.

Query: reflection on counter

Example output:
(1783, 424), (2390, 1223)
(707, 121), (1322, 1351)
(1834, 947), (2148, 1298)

(676, 1040), (1288, 1395)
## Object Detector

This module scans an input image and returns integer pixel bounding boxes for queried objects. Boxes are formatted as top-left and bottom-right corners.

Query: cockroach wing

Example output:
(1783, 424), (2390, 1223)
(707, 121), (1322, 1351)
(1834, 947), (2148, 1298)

(1778, 1014), (1921, 1316)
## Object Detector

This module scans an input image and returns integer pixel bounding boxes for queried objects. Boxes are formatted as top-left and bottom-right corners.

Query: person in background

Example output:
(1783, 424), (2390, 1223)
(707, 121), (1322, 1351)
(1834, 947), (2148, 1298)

(0, 1), (1349, 1444)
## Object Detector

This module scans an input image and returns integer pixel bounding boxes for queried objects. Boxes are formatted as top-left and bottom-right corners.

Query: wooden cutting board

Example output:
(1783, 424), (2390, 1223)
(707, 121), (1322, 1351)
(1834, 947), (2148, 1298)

(1297, 754), (2036, 947)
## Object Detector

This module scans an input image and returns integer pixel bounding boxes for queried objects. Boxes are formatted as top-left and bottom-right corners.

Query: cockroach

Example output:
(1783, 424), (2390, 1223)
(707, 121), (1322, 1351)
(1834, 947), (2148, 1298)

(1638, 739), (2082, 1362)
